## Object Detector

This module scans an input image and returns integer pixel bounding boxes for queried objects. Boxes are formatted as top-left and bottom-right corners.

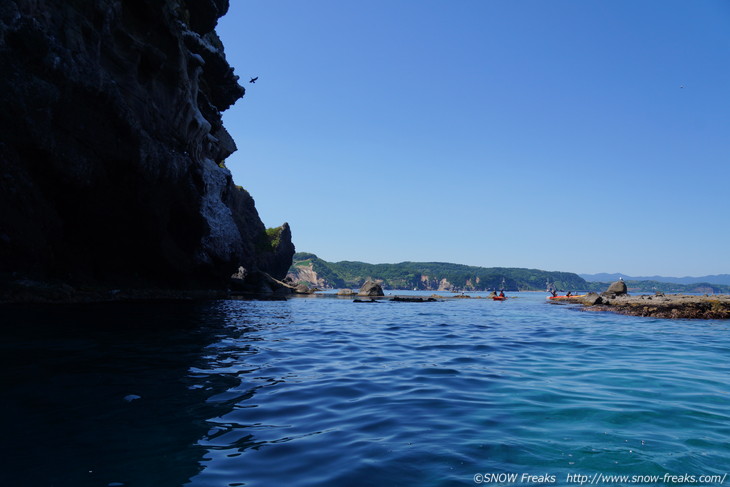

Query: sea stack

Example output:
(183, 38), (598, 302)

(605, 279), (628, 296)
(358, 280), (385, 297)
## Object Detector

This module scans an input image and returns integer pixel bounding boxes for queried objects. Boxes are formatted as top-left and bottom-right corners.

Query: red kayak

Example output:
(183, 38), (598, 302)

(492, 296), (507, 301)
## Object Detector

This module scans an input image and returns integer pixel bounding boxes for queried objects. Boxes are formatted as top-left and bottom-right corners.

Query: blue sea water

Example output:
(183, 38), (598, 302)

(1, 292), (729, 486)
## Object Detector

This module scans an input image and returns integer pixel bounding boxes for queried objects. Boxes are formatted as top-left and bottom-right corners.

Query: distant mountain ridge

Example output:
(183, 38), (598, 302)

(580, 273), (730, 286)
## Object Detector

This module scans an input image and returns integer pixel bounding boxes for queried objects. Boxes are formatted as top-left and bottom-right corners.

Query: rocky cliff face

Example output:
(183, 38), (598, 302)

(0, 0), (294, 292)
(286, 262), (328, 289)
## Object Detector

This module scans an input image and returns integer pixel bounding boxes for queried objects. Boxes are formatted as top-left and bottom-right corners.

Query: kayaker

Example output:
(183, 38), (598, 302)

(499, 290), (505, 297)
(550, 289), (557, 297)
(566, 291), (572, 297)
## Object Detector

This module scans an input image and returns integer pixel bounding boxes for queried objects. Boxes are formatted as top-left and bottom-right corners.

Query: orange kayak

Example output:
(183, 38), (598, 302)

(547, 294), (585, 300)
(492, 296), (507, 301)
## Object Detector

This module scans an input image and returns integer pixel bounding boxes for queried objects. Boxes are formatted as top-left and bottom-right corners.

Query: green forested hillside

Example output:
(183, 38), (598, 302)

(289, 254), (730, 293)
(288, 253), (587, 291)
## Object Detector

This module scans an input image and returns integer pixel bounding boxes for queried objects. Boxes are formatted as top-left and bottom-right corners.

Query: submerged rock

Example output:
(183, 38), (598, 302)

(391, 296), (437, 302)
(0, 0), (294, 295)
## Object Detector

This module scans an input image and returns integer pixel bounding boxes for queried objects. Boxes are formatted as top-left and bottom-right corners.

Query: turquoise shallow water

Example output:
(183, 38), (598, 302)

(1, 293), (729, 486)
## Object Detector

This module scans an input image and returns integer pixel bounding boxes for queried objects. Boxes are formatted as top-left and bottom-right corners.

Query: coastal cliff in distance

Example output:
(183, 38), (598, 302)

(0, 0), (294, 297)
(287, 253), (586, 292)
(288, 254), (730, 294)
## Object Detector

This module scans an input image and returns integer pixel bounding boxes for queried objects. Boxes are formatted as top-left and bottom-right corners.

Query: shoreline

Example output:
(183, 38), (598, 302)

(3, 279), (729, 320)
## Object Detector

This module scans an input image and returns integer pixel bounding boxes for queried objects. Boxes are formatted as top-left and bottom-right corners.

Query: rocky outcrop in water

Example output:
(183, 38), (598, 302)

(358, 280), (384, 297)
(605, 279), (628, 296)
(585, 294), (730, 320)
(0, 0), (293, 296)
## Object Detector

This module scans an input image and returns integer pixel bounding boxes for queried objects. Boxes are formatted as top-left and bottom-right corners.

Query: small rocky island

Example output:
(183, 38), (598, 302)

(585, 294), (730, 320)
(551, 280), (730, 319)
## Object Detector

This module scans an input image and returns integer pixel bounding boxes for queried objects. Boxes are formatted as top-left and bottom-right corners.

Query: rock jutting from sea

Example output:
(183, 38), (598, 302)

(358, 280), (385, 297)
(549, 281), (730, 319)
(584, 293), (730, 320)
(0, 0), (294, 301)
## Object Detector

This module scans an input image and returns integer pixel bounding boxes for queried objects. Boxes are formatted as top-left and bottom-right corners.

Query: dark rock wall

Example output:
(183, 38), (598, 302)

(0, 0), (293, 288)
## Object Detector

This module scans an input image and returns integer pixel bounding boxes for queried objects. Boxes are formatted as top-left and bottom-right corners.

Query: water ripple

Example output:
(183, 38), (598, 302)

(178, 294), (730, 486)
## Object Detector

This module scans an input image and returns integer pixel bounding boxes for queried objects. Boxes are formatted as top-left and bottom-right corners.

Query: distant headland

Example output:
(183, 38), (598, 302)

(286, 253), (730, 294)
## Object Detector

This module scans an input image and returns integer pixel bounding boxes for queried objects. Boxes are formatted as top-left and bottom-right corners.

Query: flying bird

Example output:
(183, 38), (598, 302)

(249, 76), (258, 83)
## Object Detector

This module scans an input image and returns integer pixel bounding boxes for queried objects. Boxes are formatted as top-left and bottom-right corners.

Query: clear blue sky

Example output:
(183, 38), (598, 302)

(216, 1), (730, 277)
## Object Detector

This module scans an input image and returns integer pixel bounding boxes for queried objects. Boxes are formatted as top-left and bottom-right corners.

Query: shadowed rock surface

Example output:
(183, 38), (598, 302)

(0, 0), (293, 299)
